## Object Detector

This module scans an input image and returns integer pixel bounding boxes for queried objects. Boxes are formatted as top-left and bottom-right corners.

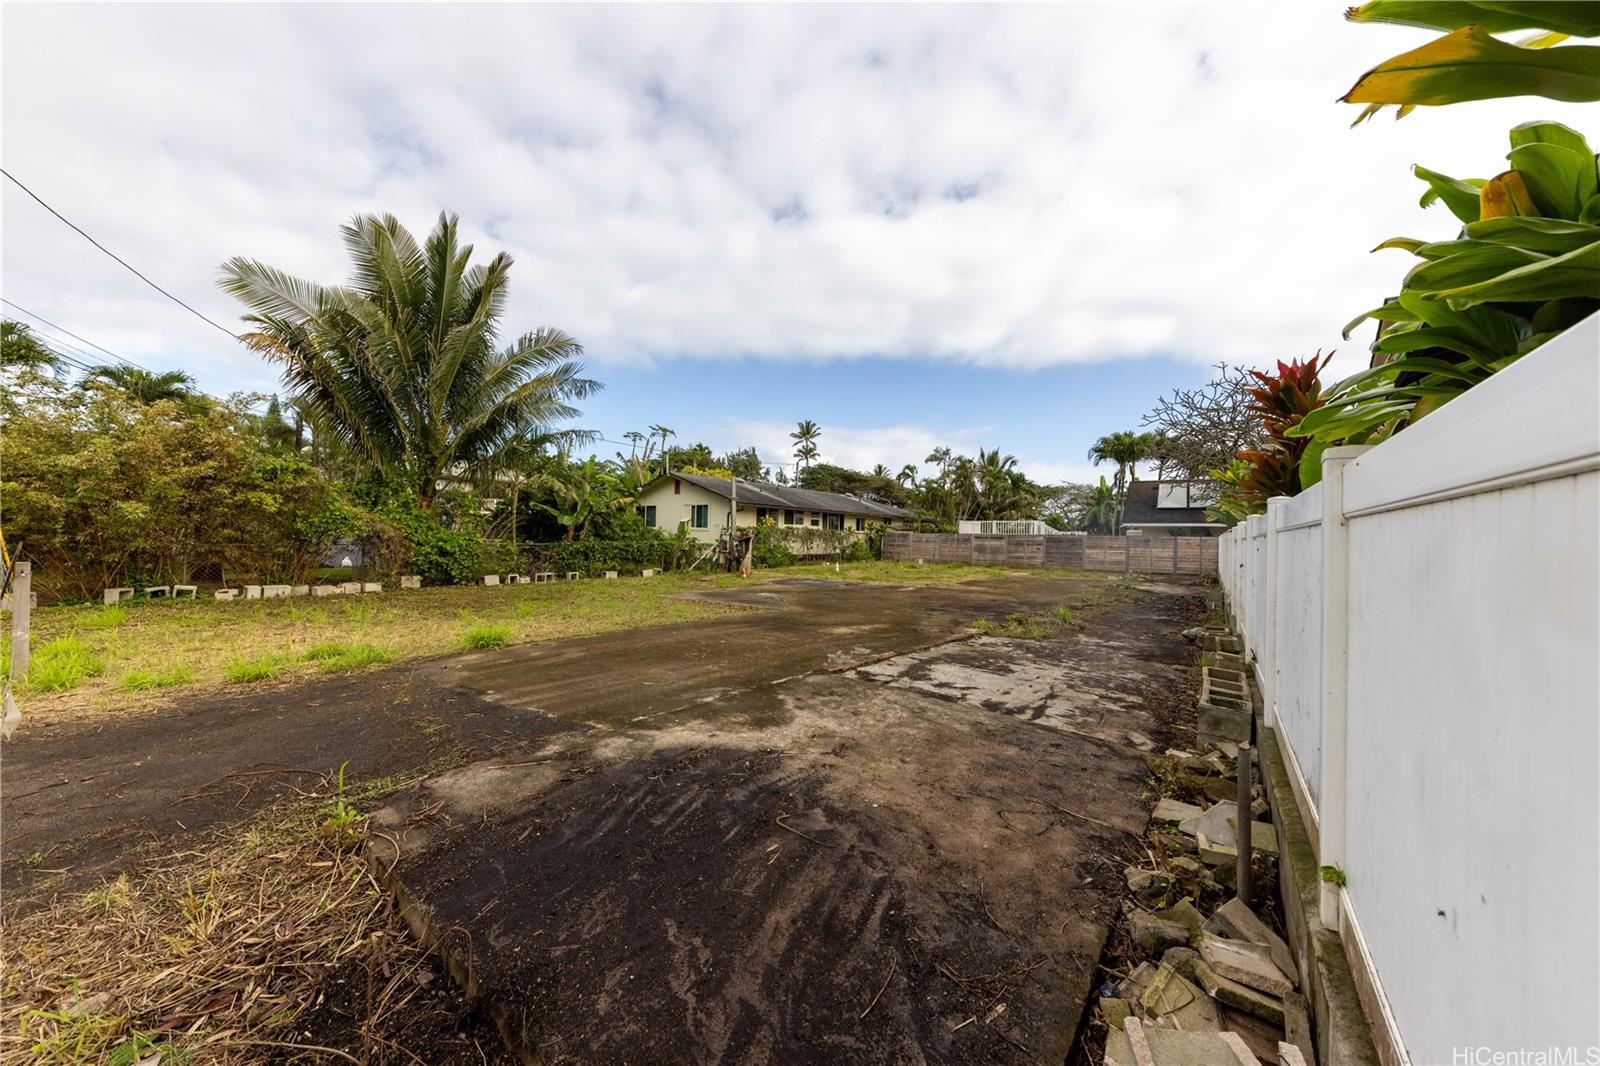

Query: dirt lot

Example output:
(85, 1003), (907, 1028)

(2, 569), (1205, 1063)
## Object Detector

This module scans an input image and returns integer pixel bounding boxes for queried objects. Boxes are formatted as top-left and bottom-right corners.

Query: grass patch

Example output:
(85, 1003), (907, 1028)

(27, 637), (106, 692)
(303, 642), (395, 673)
(457, 624), (510, 651)
(119, 665), (196, 692)
(969, 604), (1089, 641)
(80, 604), (129, 631)
(0, 791), (464, 1063)
(1049, 603), (1083, 628)
(222, 653), (290, 684)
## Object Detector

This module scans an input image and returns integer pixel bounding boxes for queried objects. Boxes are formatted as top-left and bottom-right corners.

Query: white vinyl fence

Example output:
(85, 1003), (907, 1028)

(1219, 315), (1599, 1066)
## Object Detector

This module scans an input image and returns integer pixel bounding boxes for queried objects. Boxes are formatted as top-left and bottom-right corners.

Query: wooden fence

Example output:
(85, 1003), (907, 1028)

(880, 532), (1217, 573)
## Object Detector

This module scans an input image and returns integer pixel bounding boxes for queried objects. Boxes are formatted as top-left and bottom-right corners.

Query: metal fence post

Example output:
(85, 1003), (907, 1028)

(9, 562), (29, 682)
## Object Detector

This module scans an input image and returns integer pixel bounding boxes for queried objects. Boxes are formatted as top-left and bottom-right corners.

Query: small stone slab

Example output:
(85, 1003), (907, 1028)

(1199, 704), (1251, 745)
(291, 584), (311, 596)
(172, 585), (198, 598)
(339, 581), (362, 595)
(603, 570), (618, 579)
(1139, 963), (1222, 1032)
(213, 588), (238, 601)
(399, 575), (422, 589)
(262, 585), (291, 599)
(362, 582), (382, 593)
(641, 568), (656, 577)
(1178, 802), (1278, 856)
(312, 585), (341, 597)
(1130, 909), (1190, 957)
(1106, 1018), (1261, 1066)
(1153, 798), (1203, 824)
(1166, 947), (1285, 1027)
(1214, 899), (1296, 984)
(1201, 935), (1295, 998)
(1278, 1043), (1308, 1066)
(1158, 900), (1205, 938)
(243, 585), (262, 599)
(482, 575), (501, 586)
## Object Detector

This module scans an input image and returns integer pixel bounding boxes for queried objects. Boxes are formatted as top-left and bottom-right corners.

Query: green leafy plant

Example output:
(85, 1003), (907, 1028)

(26, 637), (106, 692)
(222, 653), (290, 684)
(458, 624), (510, 651)
(1342, 3), (1600, 123)
(119, 665), (196, 692)
(1320, 864), (1349, 886)
(1295, 121), (1599, 446)
(318, 760), (367, 849)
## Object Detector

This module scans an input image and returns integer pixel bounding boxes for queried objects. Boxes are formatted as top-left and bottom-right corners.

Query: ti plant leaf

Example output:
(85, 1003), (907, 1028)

(1342, 26), (1600, 111)
(1344, 2), (1600, 37)
(1414, 165), (1484, 222)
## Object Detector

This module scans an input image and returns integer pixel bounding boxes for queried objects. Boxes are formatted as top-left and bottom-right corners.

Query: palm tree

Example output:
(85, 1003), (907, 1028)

(1083, 477), (1118, 533)
(1, 320), (62, 374)
(791, 420), (821, 468)
(925, 446), (952, 472)
(220, 212), (598, 507)
(871, 463), (891, 479)
(897, 464), (918, 487)
(82, 365), (196, 403)
(649, 425), (676, 474)
(535, 456), (633, 541)
(1088, 431), (1153, 501)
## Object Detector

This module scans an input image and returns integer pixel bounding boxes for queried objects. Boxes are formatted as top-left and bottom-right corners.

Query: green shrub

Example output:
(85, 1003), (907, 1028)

(27, 637), (106, 692)
(458, 624), (510, 651)
(304, 642), (395, 673)
(81, 605), (129, 630)
(120, 665), (196, 691)
(527, 521), (688, 577)
(223, 653), (290, 684)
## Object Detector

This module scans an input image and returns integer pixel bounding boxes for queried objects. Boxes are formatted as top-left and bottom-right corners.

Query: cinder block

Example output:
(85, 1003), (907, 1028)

(104, 587), (134, 605)
(565, 571), (580, 580)
(603, 571), (618, 579)
(506, 574), (522, 585)
(312, 585), (340, 597)
(213, 588), (238, 601)
(243, 585), (262, 600)
(535, 572), (555, 583)
(339, 581), (362, 595)
(361, 582), (382, 593)
(262, 585), (291, 599)
(399, 575), (422, 589)
(172, 585), (198, 599)
(641, 569), (656, 577)
(290, 585), (310, 596)
(145, 585), (171, 598)
(483, 575), (501, 587)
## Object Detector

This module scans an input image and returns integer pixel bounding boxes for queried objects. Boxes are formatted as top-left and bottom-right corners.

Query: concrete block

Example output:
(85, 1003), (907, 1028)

(603, 570), (618, 579)
(262, 585), (291, 599)
(534, 572), (552, 583)
(361, 582), (382, 593)
(482, 575), (500, 587)
(144, 585), (170, 598)
(213, 588), (238, 601)
(1131, 909), (1191, 957)
(243, 585), (262, 600)
(1214, 899), (1296, 982)
(339, 581), (362, 595)
(1106, 1018), (1262, 1066)
(291, 585), (310, 596)
(1168, 947), (1286, 1027)
(1278, 1043), (1308, 1066)
(1199, 703), (1252, 746)
(104, 587), (134, 605)
(506, 574), (522, 585)
(565, 571), (580, 580)
(399, 575), (421, 589)
(641, 568), (656, 577)
(1202, 934), (1295, 998)
(312, 585), (340, 597)
(1180, 801), (1278, 856)
(172, 585), (198, 599)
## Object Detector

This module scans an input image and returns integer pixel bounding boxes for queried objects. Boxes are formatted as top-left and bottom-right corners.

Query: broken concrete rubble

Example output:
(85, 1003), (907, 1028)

(1201, 933), (1297, 997)
(1140, 962), (1223, 1031)
(1131, 909), (1191, 957)
(1105, 1018), (1262, 1066)
(1216, 897), (1297, 983)
(1179, 800), (1279, 855)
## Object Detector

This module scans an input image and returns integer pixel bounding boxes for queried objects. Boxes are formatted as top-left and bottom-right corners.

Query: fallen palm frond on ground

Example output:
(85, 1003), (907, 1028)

(1, 786), (496, 1064)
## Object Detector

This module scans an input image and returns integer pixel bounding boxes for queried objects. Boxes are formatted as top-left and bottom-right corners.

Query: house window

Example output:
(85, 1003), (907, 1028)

(784, 509), (799, 525)
(855, 516), (865, 531)
(690, 504), (709, 529)
(756, 507), (776, 523)
(642, 505), (657, 528)
(824, 513), (844, 530)
(810, 514), (821, 527)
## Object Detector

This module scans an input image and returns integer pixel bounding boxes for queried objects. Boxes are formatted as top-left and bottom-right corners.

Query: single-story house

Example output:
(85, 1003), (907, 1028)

(635, 473), (914, 543)
(1120, 480), (1224, 537)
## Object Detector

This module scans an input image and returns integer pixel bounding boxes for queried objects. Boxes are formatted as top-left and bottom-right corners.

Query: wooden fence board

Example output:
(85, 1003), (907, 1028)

(880, 531), (1216, 574)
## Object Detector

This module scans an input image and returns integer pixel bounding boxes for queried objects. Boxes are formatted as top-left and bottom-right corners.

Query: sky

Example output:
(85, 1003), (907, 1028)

(3, 4), (1591, 486)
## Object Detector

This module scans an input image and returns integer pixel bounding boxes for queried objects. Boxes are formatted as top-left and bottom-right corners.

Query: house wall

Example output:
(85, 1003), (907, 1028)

(633, 479), (897, 543)
(1218, 315), (1600, 1065)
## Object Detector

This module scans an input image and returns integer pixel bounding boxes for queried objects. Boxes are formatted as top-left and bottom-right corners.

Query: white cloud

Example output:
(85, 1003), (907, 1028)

(3, 4), (1592, 393)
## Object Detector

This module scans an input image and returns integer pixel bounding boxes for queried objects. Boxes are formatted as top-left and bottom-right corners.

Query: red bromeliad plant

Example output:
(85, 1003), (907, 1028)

(1212, 353), (1332, 520)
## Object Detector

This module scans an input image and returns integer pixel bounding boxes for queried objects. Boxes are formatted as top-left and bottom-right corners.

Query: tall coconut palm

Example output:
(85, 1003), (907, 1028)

(219, 212), (598, 507)
(2, 320), (63, 374)
(897, 463), (918, 487)
(1088, 431), (1153, 501)
(82, 365), (196, 404)
(791, 420), (821, 468)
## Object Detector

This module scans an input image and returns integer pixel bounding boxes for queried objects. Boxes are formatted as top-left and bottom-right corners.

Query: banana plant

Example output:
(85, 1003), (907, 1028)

(1294, 121), (1599, 446)
(1341, 2), (1600, 123)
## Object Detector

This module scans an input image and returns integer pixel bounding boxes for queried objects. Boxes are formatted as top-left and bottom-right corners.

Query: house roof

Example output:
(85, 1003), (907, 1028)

(647, 472), (914, 519)
(1120, 480), (1217, 527)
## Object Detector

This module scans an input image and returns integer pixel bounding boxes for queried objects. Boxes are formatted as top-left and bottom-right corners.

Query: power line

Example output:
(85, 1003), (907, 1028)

(2, 168), (240, 340)
(1, 298), (152, 371)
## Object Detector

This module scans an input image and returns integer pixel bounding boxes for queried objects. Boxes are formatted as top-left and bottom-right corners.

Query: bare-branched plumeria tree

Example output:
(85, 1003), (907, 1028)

(1141, 363), (1264, 481)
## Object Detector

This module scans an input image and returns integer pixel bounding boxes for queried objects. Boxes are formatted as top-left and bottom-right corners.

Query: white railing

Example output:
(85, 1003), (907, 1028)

(1220, 315), (1599, 1065)
(954, 520), (1067, 535)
